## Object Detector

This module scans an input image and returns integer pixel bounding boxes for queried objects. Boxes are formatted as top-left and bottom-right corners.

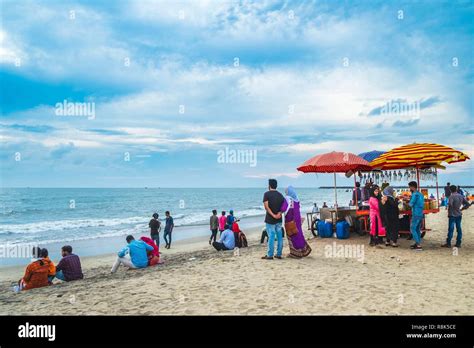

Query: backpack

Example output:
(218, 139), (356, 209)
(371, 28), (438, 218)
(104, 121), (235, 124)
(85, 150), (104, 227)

(239, 232), (248, 248)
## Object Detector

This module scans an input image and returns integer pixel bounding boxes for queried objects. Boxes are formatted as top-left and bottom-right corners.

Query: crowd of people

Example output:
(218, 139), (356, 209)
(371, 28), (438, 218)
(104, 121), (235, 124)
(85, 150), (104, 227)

(352, 180), (470, 251)
(13, 179), (470, 292)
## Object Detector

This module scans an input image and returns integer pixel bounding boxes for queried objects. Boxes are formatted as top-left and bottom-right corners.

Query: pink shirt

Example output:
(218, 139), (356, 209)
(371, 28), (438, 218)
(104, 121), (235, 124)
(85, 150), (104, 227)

(218, 216), (226, 231)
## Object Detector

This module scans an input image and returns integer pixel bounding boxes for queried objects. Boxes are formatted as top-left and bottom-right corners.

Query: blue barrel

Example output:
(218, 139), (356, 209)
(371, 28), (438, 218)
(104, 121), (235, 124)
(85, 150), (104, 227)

(320, 221), (333, 238)
(336, 221), (350, 239)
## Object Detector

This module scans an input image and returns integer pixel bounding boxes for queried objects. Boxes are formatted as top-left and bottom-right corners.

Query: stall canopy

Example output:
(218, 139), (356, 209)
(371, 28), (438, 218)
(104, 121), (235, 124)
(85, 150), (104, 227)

(369, 143), (470, 170)
(297, 151), (373, 209)
(358, 150), (385, 163)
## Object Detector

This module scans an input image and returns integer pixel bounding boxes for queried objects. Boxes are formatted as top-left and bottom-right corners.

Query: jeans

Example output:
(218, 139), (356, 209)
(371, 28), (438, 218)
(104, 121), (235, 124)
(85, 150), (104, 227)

(411, 215), (423, 245)
(266, 223), (283, 257)
(447, 216), (462, 246)
(164, 230), (172, 246)
(212, 241), (229, 251)
(55, 270), (66, 281)
(151, 233), (159, 247)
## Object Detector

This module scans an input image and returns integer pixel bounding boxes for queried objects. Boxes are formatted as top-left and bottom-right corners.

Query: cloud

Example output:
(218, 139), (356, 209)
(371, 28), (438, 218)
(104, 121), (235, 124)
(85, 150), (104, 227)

(50, 142), (75, 159)
(392, 119), (420, 127)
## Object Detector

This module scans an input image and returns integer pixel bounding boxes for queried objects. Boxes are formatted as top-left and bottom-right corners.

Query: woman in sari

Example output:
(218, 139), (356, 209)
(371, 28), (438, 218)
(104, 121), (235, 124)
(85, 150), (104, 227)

(280, 186), (312, 258)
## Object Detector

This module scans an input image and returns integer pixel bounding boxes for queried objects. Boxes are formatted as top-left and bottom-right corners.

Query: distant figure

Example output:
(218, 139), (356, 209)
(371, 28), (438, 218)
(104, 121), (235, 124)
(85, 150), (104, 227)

(163, 211), (174, 249)
(56, 245), (84, 281)
(442, 185), (470, 248)
(429, 193), (435, 199)
(444, 182), (451, 199)
(226, 210), (235, 226)
(322, 202), (328, 208)
(111, 235), (154, 273)
(218, 211), (226, 236)
(149, 213), (161, 248)
(311, 203), (319, 213)
(212, 225), (235, 251)
(262, 178), (285, 260)
(369, 185), (386, 246)
(15, 247), (51, 291)
(361, 182), (371, 202)
(381, 186), (399, 247)
(40, 248), (56, 284)
(351, 182), (362, 206)
(440, 193), (447, 207)
(209, 209), (219, 245)
(408, 181), (424, 251)
(281, 186), (311, 258)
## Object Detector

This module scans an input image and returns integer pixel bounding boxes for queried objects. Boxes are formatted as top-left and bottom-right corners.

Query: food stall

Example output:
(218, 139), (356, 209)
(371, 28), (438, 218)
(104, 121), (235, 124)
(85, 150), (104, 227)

(355, 143), (470, 235)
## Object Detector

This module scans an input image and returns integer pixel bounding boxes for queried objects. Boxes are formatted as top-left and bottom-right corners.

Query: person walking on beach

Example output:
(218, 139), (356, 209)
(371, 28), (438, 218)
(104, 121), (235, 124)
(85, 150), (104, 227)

(381, 186), (399, 247)
(408, 181), (424, 251)
(442, 185), (470, 248)
(163, 211), (174, 249)
(111, 235), (154, 273)
(55, 245), (84, 281)
(218, 211), (226, 236)
(369, 185), (386, 246)
(262, 179), (285, 260)
(149, 213), (161, 248)
(281, 186), (311, 258)
(209, 209), (219, 245)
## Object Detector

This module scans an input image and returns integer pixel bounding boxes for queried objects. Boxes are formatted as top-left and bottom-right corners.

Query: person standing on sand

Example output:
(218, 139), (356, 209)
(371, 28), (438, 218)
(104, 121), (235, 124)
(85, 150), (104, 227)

(226, 210), (235, 226)
(443, 182), (451, 210)
(149, 213), (161, 248)
(218, 211), (226, 236)
(442, 185), (470, 248)
(381, 186), (399, 247)
(368, 185), (386, 246)
(209, 209), (219, 245)
(280, 186), (311, 258)
(408, 181), (424, 251)
(262, 179), (285, 260)
(163, 211), (174, 249)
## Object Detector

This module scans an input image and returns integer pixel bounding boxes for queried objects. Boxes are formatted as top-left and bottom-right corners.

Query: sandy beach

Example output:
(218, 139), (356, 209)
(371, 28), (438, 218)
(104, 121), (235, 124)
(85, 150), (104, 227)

(0, 209), (472, 316)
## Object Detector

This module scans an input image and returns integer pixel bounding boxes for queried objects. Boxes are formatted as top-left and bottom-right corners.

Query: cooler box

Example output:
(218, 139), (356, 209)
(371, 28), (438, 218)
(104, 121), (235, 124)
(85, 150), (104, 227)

(336, 221), (350, 239)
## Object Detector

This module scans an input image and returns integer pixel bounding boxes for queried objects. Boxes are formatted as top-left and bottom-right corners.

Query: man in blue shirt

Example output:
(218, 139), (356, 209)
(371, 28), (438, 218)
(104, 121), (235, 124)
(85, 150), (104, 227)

(212, 225), (235, 251)
(111, 235), (154, 273)
(163, 211), (174, 249)
(408, 181), (425, 251)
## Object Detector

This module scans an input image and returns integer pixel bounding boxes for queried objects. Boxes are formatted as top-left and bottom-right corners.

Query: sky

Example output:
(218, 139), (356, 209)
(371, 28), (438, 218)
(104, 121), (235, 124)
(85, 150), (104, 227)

(0, 0), (473, 188)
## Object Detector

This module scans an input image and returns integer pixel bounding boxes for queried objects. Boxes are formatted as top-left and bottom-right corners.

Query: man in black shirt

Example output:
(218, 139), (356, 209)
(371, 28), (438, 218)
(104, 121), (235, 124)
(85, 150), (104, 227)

(262, 179), (285, 260)
(149, 213), (161, 247)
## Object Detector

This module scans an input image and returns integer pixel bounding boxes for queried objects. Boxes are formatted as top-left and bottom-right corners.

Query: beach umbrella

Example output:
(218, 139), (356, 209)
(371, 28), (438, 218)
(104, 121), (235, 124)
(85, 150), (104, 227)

(369, 143), (470, 170)
(297, 151), (373, 209)
(358, 150), (386, 163)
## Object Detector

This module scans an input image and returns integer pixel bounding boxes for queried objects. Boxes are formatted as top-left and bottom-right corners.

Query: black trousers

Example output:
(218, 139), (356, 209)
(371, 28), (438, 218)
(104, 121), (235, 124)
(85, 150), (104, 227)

(386, 224), (399, 243)
(212, 241), (229, 251)
(209, 228), (218, 243)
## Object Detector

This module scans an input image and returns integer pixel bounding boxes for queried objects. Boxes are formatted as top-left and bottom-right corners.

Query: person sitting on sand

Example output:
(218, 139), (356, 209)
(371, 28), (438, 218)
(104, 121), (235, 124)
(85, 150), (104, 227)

(212, 224), (235, 251)
(149, 213), (161, 248)
(56, 245), (84, 281)
(140, 236), (160, 266)
(218, 211), (226, 236)
(40, 248), (56, 284)
(15, 247), (51, 291)
(111, 235), (154, 273)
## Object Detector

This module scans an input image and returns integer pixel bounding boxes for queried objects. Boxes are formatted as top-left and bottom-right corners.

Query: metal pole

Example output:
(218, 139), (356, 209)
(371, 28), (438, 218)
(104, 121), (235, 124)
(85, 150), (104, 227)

(435, 167), (439, 210)
(334, 171), (338, 216)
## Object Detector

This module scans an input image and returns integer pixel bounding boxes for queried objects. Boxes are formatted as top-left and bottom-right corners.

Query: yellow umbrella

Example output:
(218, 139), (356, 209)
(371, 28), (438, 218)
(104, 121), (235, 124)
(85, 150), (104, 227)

(369, 143), (469, 170)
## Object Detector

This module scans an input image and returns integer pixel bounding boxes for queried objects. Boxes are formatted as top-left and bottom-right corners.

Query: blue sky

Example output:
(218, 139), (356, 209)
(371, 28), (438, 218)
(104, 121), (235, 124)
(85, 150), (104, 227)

(0, 0), (473, 188)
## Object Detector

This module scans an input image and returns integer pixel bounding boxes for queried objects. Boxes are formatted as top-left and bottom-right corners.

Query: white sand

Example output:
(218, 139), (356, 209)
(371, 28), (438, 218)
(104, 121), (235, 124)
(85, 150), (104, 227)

(0, 210), (472, 315)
